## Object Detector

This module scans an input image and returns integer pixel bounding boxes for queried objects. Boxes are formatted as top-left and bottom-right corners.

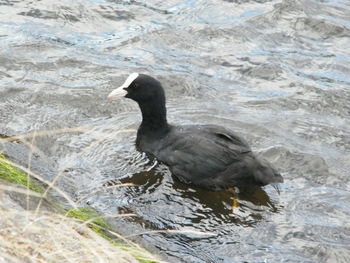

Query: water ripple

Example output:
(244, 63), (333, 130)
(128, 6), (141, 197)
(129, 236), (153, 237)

(1, 0), (350, 262)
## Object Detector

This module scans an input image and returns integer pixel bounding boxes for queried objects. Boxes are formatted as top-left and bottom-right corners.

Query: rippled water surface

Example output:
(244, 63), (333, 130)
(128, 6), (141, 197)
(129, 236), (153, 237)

(1, 0), (350, 262)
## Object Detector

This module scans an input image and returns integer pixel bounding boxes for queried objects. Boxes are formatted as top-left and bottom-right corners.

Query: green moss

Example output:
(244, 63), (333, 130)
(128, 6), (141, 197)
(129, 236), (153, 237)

(66, 207), (159, 263)
(66, 207), (109, 228)
(0, 154), (43, 193)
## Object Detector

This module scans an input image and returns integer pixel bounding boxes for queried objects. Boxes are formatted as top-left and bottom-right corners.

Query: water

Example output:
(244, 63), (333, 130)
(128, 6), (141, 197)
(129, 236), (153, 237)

(1, 0), (350, 262)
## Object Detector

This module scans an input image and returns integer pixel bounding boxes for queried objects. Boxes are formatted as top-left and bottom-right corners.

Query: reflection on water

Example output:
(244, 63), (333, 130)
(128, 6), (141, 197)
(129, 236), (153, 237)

(1, 0), (350, 262)
(118, 167), (281, 225)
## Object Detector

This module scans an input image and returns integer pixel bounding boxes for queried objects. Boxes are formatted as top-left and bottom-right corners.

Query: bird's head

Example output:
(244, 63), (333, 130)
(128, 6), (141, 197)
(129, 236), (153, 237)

(108, 73), (165, 104)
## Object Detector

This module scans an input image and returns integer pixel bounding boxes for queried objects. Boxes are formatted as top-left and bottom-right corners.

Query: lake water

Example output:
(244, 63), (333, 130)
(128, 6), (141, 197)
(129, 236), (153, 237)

(1, 0), (350, 262)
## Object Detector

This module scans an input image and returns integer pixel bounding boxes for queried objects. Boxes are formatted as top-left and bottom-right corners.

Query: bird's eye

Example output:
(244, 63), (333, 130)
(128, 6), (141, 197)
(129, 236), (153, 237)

(129, 83), (139, 89)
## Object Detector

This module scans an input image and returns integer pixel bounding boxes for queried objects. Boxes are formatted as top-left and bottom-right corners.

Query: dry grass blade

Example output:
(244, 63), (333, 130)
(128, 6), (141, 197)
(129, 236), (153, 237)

(78, 128), (136, 156)
(26, 129), (37, 216)
(1, 126), (93, 142)
(126, 229), (216, 238)
(76, 213), (137, 227)
(0, 184), (43, 198)
(76, 183), (137, 204)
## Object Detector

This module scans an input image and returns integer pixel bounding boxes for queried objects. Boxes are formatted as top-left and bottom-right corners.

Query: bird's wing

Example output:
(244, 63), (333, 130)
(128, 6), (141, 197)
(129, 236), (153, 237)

(204, 125), (251, 153)
(156, 125), (251, 184)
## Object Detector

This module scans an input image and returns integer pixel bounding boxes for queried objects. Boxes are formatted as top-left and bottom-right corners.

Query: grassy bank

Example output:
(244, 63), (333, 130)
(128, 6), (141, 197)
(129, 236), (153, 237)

(0, 153), (43, 193)
(0, 154), (161, 263)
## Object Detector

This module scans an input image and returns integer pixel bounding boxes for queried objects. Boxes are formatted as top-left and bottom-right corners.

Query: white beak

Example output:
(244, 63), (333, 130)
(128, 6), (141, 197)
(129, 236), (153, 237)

(107, 86), (128, 99)
(108, 73), (139, 100)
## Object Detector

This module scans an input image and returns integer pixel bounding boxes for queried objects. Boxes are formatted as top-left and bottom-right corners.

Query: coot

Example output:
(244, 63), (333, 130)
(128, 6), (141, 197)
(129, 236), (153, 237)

(108, 73), (283, 190)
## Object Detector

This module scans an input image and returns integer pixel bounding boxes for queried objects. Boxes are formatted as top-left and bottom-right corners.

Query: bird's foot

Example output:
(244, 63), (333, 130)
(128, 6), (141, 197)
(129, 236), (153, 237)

(228, 187), (240, 214)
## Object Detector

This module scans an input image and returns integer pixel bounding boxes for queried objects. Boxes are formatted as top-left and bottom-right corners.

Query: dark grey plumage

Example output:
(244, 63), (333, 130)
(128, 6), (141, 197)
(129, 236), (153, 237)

(109, 73), (283, 190)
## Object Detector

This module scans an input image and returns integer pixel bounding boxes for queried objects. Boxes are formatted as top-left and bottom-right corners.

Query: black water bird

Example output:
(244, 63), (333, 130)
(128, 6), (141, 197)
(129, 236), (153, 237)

(108, 73), (283, 190)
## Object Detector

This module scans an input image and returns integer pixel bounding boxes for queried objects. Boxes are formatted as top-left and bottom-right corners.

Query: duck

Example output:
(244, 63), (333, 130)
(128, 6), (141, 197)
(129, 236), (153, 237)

(108, 73), (283, 190)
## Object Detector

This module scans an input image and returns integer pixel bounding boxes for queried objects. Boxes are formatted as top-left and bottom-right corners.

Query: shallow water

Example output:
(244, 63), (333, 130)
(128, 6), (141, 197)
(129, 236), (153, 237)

(1, 0), (350, 262)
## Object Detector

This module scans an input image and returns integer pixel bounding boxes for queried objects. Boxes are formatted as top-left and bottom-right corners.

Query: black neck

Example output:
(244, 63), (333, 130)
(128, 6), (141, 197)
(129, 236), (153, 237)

(138, 99), (168, 135)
